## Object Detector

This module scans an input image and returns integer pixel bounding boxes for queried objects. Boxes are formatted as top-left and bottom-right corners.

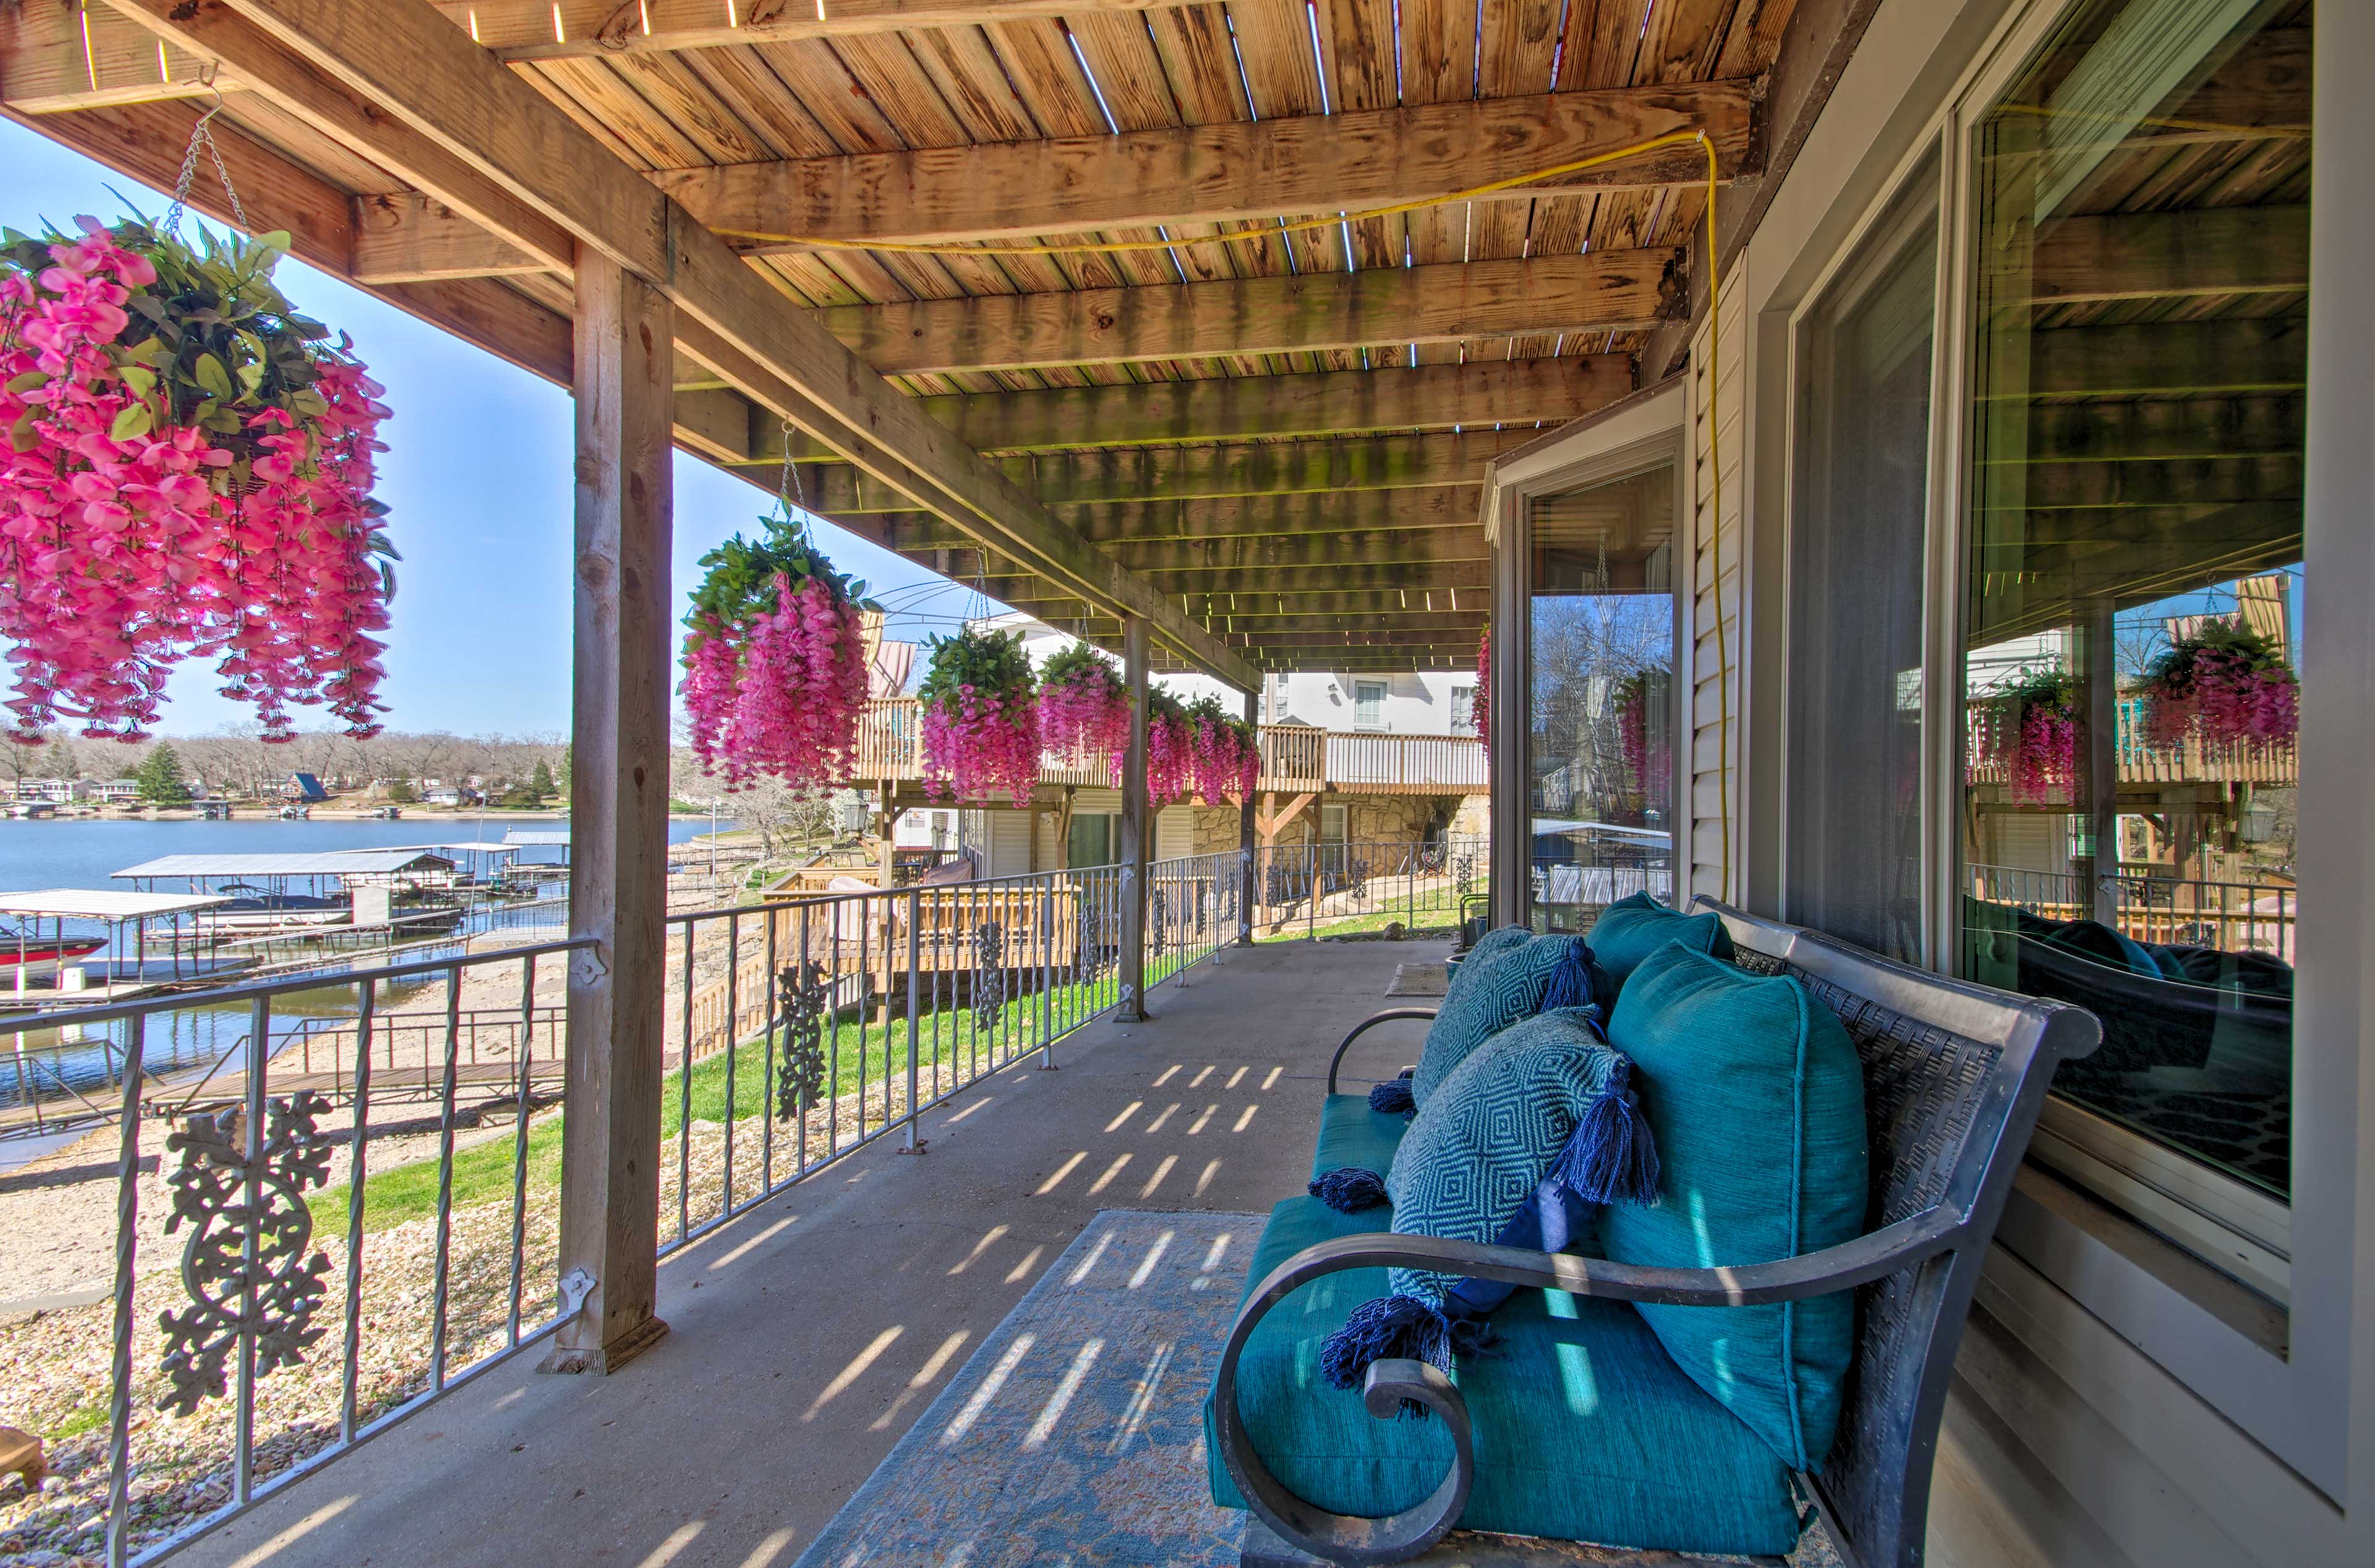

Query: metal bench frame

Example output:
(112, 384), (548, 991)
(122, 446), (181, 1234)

(1215, 900), (2102, 1568)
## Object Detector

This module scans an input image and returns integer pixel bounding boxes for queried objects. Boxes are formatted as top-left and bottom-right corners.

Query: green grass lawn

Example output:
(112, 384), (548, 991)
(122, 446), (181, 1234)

(308, 953), (1181, 1233)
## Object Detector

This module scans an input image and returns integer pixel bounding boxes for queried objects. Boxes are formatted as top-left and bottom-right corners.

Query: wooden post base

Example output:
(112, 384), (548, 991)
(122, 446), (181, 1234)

(536, 1314), (670, 1376)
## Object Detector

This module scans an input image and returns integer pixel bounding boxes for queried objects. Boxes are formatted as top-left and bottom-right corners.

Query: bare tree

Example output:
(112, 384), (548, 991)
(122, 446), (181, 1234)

(1, 727), (71, 789)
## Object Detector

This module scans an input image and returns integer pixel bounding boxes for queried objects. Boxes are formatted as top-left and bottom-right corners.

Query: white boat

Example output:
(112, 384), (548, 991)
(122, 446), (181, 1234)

(0, 924), (109, 981)
(192, 884), (351, 932)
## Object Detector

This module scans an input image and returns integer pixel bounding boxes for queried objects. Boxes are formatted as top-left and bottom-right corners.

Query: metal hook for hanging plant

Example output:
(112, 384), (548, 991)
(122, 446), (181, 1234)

(771, 416), (815, 547)
(163, 65), (254, 239)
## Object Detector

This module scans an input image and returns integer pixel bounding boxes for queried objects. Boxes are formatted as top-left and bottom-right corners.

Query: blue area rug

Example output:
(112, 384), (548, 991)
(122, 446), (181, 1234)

(792, 1209), (1261, 1568)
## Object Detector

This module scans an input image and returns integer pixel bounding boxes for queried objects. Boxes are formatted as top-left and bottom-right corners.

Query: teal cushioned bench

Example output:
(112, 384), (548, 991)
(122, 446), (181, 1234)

(1311, 1094), (1413, 1181)
(1204, 1196), (1803, 1557)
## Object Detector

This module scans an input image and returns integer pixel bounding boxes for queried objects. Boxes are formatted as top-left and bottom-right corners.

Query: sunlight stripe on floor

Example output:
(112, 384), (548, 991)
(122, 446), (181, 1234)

(941, 1334), (1035, 1446)
(1023, 1338), (1105, 1449)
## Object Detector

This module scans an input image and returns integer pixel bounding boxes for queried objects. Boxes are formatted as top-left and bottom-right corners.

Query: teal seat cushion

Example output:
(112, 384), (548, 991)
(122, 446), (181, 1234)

(1602, 944), (1868, 1473)
(1313, 1094), (1413, 1182)
(1590, 892), (1734, 991)
(1204, 1198), (1802, 1556)
(1410, 930), (1595, 1107)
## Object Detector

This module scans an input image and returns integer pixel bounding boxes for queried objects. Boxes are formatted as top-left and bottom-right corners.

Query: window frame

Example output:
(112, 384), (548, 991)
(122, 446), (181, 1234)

(1351, 678), (1387, 731)
(1763, 0), (2353, 1489)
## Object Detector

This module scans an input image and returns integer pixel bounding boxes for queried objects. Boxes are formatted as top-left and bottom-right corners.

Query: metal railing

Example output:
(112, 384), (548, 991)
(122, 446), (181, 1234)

(0, 938), (585, 1568)
(1966, 862), (2296, 963)
(2, 840), (1486, 1566)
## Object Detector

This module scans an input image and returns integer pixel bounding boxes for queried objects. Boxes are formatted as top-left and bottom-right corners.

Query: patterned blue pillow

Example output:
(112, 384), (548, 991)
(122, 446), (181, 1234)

(1319, 1010), (1659, 1402)
(1409, 931), (1603, 1108)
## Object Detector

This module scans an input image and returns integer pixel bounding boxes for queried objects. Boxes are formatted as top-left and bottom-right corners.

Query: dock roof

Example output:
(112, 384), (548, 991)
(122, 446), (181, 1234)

(0, 890), (232, 919)
(112, 851), (460, 880)
(501, 832), (572, 847)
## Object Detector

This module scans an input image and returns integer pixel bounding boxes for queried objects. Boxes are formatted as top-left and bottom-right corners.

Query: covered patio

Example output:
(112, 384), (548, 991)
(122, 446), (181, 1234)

(2, 4), (2371, 1568)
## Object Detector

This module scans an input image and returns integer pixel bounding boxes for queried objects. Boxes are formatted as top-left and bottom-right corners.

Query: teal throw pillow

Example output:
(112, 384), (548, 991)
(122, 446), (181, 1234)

(1409, 931), (1603, 1108)
(1601, 943), (1868, 1473)
(1590, 892), (1734, 990)
(1318, 1010), (1660, 1402)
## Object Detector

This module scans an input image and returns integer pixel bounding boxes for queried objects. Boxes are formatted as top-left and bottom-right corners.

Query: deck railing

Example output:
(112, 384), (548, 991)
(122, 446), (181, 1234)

(6, 843), (1486, 1566)
(1966, 862), (2296, 963)
(853, 698), (1487, 795)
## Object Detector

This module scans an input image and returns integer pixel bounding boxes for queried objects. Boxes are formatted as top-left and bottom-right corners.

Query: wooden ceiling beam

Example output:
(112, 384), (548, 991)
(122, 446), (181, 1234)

(131, 0), (1254, 689)
(803, 432), (1534, 512)
(0, 0), (232, 111)
(2006, 205), (2309, 306)
(867, 488), (1485, 552)
(818, 252), (1683, 376)
(976, 559), (1490, 598)
(432, 1), (1205, 61)
(659, 82), (1755, 251)
(349, 190), (550, 283)
(2015, 318), (2308, 398)
(960, 527), (1486, 576)
(751, 359), (1628, 459)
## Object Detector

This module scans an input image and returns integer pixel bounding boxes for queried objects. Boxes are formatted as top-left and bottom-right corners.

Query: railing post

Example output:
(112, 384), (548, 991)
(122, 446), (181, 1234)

(1237, 686), (1257, 947)
(544, 251), (672, 1376)
(1117, 615), (1150, 1022)
(902, 884), (925, 1153)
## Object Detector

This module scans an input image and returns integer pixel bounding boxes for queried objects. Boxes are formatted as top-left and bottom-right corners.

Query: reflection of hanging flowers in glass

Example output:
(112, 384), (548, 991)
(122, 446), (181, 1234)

(2135, 621), (2298, 751)
(1036, 641), (1129, 764)
(0, 216), (395, 743)
(1184, 696), (1258, 804)
(920, 624), (1041, 806)
(1613, 668), (1670, 804)
(1473, 631), (1491, 753)
(680, 516), (875, 790)
(1980, 665), (2080, 803)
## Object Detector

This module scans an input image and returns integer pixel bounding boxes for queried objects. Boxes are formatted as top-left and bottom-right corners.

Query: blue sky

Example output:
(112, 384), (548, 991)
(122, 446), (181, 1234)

(1, 119), (995, 739)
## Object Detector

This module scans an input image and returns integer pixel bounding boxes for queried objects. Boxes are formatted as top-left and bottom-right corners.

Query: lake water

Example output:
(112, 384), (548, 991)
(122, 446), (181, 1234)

(0, 816), (727, 1163)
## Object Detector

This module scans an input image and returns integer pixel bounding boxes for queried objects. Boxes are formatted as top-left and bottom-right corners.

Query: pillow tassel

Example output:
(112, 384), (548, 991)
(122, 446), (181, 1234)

(1367, 1072), (1416, 1115)
(1308, 1165), (1390, 1212)
(1552, 1060), (1662, 1206)
(1537, 939), (1604, 1014)
(1320, 1295), (1455, 1417)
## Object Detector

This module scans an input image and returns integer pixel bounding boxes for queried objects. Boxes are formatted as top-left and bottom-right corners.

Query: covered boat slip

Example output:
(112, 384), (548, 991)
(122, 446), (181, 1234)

(0, 891), (233, 1007)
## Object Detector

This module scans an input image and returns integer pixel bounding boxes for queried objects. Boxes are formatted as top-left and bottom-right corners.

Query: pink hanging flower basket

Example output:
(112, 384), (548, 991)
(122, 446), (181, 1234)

(1473, 631), (1491, 753)
(2135, 620), (2298, 752)
(920, 624), (1040, 807)
(679, 518), (876, 791)
(1978, 665), (2080, 804)
(0, 215), (395, 743)
(1036, 642), (1130, 765)
(1115, 687), (1196, 809)
(1184, 696), (1257, 805)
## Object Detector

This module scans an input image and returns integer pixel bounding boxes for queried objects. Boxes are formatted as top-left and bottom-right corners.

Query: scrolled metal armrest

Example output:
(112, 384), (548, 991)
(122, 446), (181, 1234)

(1211, 1208), (1968, 1565)
(1326, 1008), (1439, 1095)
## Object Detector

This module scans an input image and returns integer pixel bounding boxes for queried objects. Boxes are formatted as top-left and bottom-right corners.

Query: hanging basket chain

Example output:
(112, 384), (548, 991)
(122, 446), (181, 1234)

(774, 415), (812, 548)
(163, 70), (253, 239)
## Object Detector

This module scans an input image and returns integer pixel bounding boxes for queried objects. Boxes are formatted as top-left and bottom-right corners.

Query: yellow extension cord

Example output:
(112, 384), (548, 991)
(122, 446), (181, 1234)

(725, 128), (1737, 897)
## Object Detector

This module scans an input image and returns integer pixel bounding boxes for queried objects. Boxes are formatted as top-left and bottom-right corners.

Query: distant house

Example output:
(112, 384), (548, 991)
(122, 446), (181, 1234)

(424, 786), (478, 807)
(283, 772), (330, 803)
(14, 778), (88, 804)
(88, 779), (142, 806)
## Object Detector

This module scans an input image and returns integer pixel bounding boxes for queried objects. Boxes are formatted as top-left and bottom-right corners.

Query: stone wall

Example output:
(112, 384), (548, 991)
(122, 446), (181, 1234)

(1180, 794), (1485, 853)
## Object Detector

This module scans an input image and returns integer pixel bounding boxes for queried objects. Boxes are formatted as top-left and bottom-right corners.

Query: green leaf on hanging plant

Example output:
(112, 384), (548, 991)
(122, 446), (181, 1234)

(109, 404), (153, 441)
(192, 352), (235, 400)
(380, 560), (398, 603)
(9, 413), (37, 453)
(254, 230), (292, 255)
(286, 388), (328, 417)
(5, 370), (46, 394)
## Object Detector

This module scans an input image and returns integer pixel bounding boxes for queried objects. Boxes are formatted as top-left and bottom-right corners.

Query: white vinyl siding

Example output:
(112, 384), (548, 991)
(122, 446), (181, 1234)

(1689, 265), (1748, 905)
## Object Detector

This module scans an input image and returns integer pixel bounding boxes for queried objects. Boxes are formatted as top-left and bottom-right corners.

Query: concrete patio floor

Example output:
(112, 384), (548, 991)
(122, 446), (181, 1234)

(175, 937), (1434, 1568)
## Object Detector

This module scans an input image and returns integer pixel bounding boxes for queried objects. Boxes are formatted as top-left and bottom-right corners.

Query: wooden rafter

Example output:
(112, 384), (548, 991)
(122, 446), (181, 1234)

(816, 252), (1683, 376)
(802, 431), (1537, 512)
(115, 0), (1256, 689)
(430, 1), (1207, 61)
(749, 359), (1629, 459)
(657, 82), (1756, 250)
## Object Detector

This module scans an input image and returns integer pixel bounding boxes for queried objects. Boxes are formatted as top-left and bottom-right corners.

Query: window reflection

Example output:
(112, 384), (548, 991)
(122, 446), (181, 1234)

(1527, 464), (1679, 932)
(1958, 0), (2308, 1200)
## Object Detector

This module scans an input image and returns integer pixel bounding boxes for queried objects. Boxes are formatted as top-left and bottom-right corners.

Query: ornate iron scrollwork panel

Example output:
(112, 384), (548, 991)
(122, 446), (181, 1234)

(972, 919), (1006, 1031)
(776, 959), (829, 1121)
(157, 1093), (335, 1414)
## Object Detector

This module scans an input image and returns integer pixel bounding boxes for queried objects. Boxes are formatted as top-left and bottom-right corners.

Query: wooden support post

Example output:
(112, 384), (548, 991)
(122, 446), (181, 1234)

(2080, 599), (2121, 926)
(1117, 615), (1150, 1022)
(1488, 498), (1530, 928)
(1237, 687), (1257, 947)
(544, 252), (674, 1376)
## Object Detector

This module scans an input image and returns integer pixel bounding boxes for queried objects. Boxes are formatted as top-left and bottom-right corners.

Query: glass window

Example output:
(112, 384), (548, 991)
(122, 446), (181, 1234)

(1353, 680), (1387, 730)
(1787, 155), (1940, 963)
(1958, 0), (2308, 1208)
(1528, 461), (1679, 931)
(1067, 811), (1117, 869)
(1450, 684), (1476, 736)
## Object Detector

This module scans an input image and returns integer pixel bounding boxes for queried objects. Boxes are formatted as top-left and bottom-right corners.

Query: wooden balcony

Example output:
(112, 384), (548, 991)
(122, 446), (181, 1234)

(852, 700), (1487, 797)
